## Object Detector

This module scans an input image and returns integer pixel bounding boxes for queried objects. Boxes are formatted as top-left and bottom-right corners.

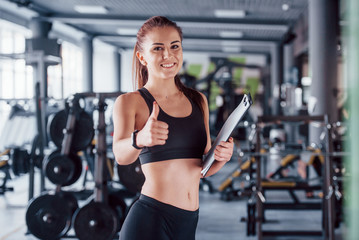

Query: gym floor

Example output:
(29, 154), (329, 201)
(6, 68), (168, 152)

(0, 160), (346, 240)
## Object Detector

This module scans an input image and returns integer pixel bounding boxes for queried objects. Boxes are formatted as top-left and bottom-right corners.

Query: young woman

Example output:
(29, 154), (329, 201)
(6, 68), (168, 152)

(112, 16), (234, 240)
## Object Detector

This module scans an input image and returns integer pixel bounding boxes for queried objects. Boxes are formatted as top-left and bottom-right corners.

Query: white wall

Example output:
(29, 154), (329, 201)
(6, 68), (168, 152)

(93, 39), (119, 92)
(120, 49), (135, 92)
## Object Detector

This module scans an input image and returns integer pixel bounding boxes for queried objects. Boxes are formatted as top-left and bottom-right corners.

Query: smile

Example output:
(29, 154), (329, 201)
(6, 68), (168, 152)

(161, 63), (175, 68)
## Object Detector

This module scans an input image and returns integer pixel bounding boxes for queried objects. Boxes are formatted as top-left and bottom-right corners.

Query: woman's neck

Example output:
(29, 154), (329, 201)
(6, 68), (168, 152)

(144, 77), (180, 99)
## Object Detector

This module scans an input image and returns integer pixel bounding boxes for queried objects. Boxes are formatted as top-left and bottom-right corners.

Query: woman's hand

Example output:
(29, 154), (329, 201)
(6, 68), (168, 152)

(136, 101), (169, 147)
(214, 137), (234, 162)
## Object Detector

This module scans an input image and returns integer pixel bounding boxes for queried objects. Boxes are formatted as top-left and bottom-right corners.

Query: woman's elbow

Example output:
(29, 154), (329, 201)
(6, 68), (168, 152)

(112, 144), (124, 165)
(112, 145), (136, 165)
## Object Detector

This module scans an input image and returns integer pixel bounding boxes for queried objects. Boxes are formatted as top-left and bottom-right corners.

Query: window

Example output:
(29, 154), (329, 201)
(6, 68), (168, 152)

(0, 19), (32, 134)
(0, 19), (84, 136)
(48, 41), (83, 99)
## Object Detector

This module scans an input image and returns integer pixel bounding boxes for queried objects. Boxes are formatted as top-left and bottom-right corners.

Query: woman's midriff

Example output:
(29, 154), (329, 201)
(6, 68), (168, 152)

(140, 158), (203, 211)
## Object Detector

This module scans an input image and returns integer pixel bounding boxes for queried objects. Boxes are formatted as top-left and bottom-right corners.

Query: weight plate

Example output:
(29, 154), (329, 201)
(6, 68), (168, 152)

(26, 194), (72, 240)
(44, 152), (83, 186)
(60, 191), (79, 215)
(65, 153), (83, 186)
(48, 110), (94, 151)
(11, 148), (30, 176)
(72, 111), (95, 151)
(117, 158), (145, 194)
(73, 202), (118, 240)
(44, 153), (75, 186)
(48, 110), (67, 149)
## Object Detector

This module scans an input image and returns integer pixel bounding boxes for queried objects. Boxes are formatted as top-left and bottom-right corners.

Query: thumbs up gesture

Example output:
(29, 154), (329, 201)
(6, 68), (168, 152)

(136, 101), (169, 147)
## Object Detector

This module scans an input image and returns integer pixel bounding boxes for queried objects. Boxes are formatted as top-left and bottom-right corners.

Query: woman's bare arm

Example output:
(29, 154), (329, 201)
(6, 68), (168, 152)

(112, 92), (169, 165)
(112, 93), (142, 165)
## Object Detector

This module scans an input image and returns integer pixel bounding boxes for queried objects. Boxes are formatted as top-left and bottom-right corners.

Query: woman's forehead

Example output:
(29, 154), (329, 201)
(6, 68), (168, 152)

(144, 27), (181, 44)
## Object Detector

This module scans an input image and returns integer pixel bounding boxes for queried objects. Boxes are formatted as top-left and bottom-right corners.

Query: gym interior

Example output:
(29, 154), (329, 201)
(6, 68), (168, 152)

(0, 0), (358, 239)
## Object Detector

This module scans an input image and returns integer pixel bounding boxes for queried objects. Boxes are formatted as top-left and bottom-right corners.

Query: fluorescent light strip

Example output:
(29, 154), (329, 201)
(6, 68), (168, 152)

(177, 21), (288, 32)
(74, 5), (108, 14)
(219, 31), (244, 38)
(222, 46), (241, 53)
(117, 28), (139, 35)
(214, 9), (246, 18)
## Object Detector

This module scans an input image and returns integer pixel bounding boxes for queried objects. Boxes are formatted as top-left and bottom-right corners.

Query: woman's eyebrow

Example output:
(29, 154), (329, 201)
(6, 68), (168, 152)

(152, 40), (181, 46)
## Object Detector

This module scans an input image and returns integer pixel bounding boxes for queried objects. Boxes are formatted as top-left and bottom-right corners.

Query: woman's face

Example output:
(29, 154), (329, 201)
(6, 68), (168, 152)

(138, 27), (183, 81)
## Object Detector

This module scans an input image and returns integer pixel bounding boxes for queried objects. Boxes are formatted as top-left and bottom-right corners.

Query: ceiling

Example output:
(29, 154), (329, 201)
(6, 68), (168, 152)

(1, 0), (309, 56)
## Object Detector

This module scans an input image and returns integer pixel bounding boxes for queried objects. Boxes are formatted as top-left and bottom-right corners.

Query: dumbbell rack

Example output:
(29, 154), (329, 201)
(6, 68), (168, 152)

(72, 92), (124, 240)
(26, 92), (125, 240)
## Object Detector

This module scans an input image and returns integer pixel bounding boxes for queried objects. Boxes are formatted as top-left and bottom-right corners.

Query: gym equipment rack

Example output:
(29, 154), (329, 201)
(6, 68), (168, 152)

(249, 115), (337, 240)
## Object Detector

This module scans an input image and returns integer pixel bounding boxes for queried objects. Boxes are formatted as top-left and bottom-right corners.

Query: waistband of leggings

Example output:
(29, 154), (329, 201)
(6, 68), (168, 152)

(139, 194), (199, 218)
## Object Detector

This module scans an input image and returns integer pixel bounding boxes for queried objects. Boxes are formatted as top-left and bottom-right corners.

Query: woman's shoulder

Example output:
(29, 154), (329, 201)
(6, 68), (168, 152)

(114, 90), (143, 109)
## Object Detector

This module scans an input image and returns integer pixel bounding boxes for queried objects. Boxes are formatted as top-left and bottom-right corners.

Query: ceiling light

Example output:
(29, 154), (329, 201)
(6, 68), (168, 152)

(219, 31), (244, 38)
(117, 28), (139, 35)
(282, 3), (290, 11)
(74, 5), (108, 14)
(214, 9), (246, 18)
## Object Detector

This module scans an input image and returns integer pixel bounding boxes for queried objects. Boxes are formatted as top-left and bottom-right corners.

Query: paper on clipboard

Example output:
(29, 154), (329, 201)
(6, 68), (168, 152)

(201, 93), (252, 177)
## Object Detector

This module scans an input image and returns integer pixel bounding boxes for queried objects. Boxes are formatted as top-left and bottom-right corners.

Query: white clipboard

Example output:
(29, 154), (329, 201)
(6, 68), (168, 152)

(201, 93), (252, 177)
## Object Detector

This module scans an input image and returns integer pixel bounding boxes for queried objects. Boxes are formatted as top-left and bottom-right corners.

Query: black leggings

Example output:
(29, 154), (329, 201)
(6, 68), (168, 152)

(119, 194), (199, 240)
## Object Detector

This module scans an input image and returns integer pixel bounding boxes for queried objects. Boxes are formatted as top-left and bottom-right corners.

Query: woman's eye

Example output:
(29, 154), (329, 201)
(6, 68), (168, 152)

(171, 45), (180, 49)
(154, 47), (163, 51)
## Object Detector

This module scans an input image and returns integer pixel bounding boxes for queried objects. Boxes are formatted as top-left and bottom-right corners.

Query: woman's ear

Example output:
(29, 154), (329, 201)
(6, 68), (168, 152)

(136, 51), (147, 66)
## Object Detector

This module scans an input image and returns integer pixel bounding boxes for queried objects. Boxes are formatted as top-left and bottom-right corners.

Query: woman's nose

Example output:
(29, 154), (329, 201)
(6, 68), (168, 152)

(162, 48), (170, 59)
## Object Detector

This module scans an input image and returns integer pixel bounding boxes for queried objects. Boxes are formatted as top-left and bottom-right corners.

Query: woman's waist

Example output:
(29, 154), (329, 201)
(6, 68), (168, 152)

(140, 158), (202, 210)
(141, 187), (200, 211)
(139, 194), (199, 217)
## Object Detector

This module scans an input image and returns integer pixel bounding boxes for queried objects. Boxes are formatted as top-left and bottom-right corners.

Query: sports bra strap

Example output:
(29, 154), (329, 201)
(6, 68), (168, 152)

(138, 88), (154, 112)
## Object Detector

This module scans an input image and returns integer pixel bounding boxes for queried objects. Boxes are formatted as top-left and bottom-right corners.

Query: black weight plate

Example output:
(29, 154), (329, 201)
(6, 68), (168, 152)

(44, 153), (75, 186)
(48, 110), (67, 149)
(45, 149), (61, 164)
(73, 202), (118, 240)
(26, 194), (72, 240)
(60, 191), (79, 215)
(72, 111), (95, 151)
(11, 148), (30, 176)
(117, 158), (145, 194)
(66, 153), (83, 186)
(48, 110), (94, 151)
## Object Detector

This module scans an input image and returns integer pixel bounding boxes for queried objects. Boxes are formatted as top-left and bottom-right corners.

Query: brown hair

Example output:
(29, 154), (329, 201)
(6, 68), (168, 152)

(132, 16), (204, 113)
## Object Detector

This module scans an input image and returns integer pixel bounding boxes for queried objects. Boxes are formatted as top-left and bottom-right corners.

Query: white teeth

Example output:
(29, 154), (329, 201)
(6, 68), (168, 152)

(161, 63), (174, 68)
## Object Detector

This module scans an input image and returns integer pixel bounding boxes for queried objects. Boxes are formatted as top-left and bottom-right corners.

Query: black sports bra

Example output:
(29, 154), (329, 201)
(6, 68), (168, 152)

(138, 88), (207, 165)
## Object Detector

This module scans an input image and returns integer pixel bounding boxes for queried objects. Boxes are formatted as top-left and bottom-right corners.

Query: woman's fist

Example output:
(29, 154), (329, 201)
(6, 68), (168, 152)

(136, 101), (169, 147)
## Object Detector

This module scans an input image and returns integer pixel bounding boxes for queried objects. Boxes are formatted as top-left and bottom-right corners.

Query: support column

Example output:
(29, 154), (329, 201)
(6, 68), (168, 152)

(29, 18), (52, 101)
(347, 0), (359, 238)
(262, 55), (271, 116)
(284, 43), (294, 84)
(82, 35), (94, 92)
(114, 50), (122, 91)
(283, 42), (297, 144)
(28, 17), (53, 196)
(270, 43), (283, 116)
(308, 0), (338, 144)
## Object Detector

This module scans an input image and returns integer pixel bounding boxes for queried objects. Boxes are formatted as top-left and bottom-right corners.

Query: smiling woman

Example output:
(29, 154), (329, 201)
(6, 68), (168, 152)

(112, 16), (234, 240)
(136, 27), (183, 85)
